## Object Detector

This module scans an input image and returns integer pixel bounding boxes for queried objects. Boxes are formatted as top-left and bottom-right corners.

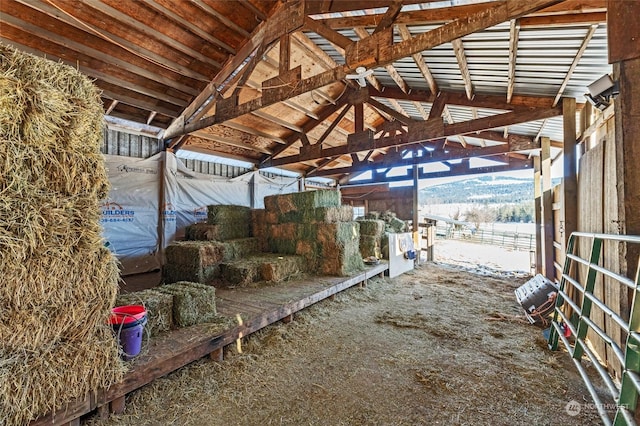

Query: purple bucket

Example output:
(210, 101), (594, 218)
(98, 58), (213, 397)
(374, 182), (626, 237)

(113, 315), (147, 361)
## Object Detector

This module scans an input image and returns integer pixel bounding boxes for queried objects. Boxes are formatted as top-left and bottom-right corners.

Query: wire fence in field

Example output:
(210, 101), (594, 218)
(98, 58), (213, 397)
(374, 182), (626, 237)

(434, 225), (535, 251)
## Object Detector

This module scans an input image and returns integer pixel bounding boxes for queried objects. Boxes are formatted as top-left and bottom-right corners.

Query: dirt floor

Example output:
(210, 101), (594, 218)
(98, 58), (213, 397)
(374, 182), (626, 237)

(86, 242), (606, 426)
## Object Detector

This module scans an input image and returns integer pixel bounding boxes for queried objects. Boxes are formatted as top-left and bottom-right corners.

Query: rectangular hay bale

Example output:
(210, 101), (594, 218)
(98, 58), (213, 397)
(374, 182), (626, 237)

(220, 261), (260, 287)
(116, 289), (174, 336)
(155, 282), (217, 327)
(185, 223), (226, 241)
(314, 205), (354, 223)
(259, 255), (306, 282)
(206, 205), (251, 240)
(319, 241), (364, 276)
(359, 235), (381, 259)
(357, 219), (386, 237)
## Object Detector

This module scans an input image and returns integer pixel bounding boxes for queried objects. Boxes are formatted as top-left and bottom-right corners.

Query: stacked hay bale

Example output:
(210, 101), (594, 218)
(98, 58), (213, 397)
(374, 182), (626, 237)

(259, 190), (364, 276)
(116, 290), (174, 337)
(357, 219), (386, 259)
(0, 44), (123, 425)
(155, 282), (218, 327)
(163, 204), (258, 284)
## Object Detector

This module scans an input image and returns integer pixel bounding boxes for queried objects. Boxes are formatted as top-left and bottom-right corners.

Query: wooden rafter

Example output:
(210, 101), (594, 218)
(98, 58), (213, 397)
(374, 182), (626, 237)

(442, 106), (468, 148)
(164, 0), (563, 140)
(265, 105), (562, 167)
(534, 118), (548, 142)
(222, 122), (287, 145)
(368, 86), (556, 110)
(451, 38), (474, 100)
(318, 0), (605, 30)
(366, 98), (412, 125)
(397, 24), (439, 95)
(251, 110), (303, 133)
(191, 0), (250, 38)
(1, 13), (200, 97)
(76, 0), (223, 68)
(552, 24), (599, 106)
(239, 0), (267, 21)
(16, 0), (211, 82)
(141, 0), (235, 54)
(105, 99), (119, 115)
(507, 19), (520, 103)
(190, 130), (272, 155)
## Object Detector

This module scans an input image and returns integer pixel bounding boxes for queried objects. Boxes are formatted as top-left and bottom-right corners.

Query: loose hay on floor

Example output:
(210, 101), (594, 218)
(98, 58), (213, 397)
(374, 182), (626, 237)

(83, 263), (602, 426)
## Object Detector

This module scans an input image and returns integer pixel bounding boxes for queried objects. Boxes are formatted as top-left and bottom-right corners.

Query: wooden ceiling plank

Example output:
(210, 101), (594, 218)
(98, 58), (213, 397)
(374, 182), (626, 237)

(79, 0), (223, 68)
(190, 130), (272, 155)
(16, 0), (211, 82)
(397, 24), (439, 95)
(292, 31), (339, 68)
(146, 111), (158, 125)
(519, 11), (606, 27)
(101, 90), (180, 117)
(552, 24), (599, 106)
(0, 13), (200, 96)
(191, 0), (251, 38)
(222, 121), (287, 144)
(240, 0), (267, 21)
(451, 38), (474, 100)
(252, 110), (303, 133)
(303, 16), (353, 50)
(318, 0), (604, 29)
(142, 0), (236, 53)
(507, 19), (520, 103)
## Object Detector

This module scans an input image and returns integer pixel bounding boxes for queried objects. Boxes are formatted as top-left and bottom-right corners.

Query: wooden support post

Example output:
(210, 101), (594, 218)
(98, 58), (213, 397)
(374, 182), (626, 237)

(563, 97), (577, 252)
(329, 294), (336, 301)
(110, 396), (126, 415)
(209, 347), (224, 362)
(282, 313), (294, 323)
(610, 0), (640, 280)
(413, 164), (420, 264)
(65, 419), (80, 426)
(541, 137), (554, 280)
(534, 156), (543, 274)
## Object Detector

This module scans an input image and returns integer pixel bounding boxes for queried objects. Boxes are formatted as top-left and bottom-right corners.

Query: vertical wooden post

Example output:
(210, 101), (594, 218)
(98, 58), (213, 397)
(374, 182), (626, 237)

(279, 34), (290, 73)
(563, 98), (577, 251)
(610, 0), (640, 280)
(534, 156), (543, 274)
(541, 137), (554, 280)
(209, 347), (224, 362)
(110, 396), (126, 415)
(413, 164), (420, 264)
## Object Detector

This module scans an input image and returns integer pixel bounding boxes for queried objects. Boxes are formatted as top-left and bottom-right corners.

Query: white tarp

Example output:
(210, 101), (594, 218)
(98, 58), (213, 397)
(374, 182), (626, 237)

(165, 152), (252, 241)
(102, 153), (162, 275)
(101, 151), (306, 275)
(254, 173), (299, 208)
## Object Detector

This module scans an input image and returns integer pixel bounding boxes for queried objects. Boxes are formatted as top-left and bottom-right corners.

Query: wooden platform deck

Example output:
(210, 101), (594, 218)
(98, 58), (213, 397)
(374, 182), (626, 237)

(31, 262), (388, 426)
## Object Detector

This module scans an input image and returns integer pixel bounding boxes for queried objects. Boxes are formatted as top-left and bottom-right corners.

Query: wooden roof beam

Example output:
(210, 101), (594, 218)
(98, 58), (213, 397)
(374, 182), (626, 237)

(552, 24), (599, 106)
(507, 19), (520, 103)
(397, 24), (439, 95)
(318, 0), (605, 29)
(77, 0), (223, 68)
(191, 0), (251, 38)
(221, 121), (287, 145)
(264, 105), (561, 167)
(451, 38), (474, 100)
(15, 0), (211, 82)
(304, 0), (427, 15)
(165, 0), (563, 140)
(190, 130), (272, 155)
(141, 0), (236, 53)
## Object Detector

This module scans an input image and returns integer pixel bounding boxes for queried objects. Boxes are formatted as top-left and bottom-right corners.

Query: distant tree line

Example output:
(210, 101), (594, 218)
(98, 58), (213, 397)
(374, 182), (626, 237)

(463, 202), (534, 229)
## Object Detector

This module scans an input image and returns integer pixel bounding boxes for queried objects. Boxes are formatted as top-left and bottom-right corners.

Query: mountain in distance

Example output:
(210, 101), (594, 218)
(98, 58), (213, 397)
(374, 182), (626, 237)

(419, 175), (561, 205)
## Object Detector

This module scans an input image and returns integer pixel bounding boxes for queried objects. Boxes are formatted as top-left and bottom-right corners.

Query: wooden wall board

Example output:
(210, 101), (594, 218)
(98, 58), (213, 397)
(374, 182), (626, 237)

(578, 141), (607, 370)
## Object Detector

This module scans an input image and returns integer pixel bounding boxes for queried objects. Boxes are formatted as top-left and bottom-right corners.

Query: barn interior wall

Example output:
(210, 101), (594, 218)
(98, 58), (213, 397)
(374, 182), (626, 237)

(346, 187), (413, 220)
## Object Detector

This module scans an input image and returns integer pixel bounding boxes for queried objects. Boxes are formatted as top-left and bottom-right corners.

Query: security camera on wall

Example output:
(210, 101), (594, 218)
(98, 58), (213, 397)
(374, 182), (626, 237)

(585, 74), (619, 111)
